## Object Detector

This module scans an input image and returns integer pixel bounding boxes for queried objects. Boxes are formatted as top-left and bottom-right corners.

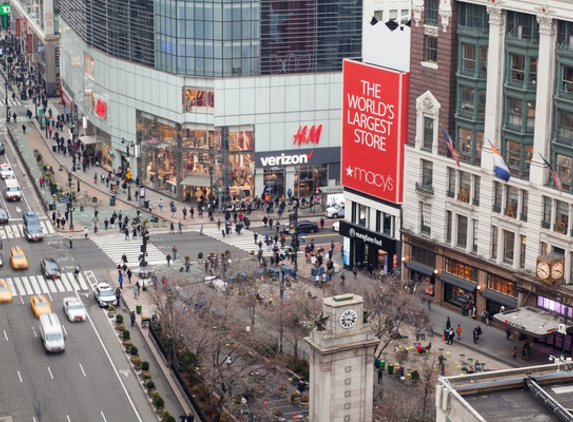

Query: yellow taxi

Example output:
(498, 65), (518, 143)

(30, 295), (52, 318)
(10, 246), (28, 270)
(0, 279), (12, 303)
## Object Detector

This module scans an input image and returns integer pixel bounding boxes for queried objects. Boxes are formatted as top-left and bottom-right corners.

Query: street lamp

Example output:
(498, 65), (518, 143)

(208, 165), (214, 222)
(290, 199), (300, 271)
(121, 138), (134, 201)
(557, 294), (570, 360)
(4, 59), (10, 123)
(59, 164), (74, 231)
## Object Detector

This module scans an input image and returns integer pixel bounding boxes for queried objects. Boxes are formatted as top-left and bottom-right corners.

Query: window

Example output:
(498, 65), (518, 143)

(425, 0), (439, 24)
(412, 246), (436, 267)
(521, 189), (529, 221)
(488, 275), (517, 297)
(505, 186), (518, 218)
(422, 159), (433, 187)
(558, 110), (573, 138)
(447, 168), (456, 198)
(473, 175), (481, 206)
(460, 86), (475, 114)
(373, 10), (383, 21)
(457, 215), (468, 248)
(520, 235), (527, 269)
(401, 9), (409, 24)
(510, 54), (525, 82)
(458, 3), (487, 30)
(491, 226), (498, 259)
(557, 154), (571, 191)
(376, 211), (382, 232)
(493, 182), (502, 213)
(446, 211), (452, 243)
(425, 35), (438, 62)
(526, 101), (536, 131)
(423, 117), (434, 150)
(389, 10), (398, 21)
(358, 204), (369, 227)
(540, 241), (548, 256)
(562, 65), (573, 94)
(420, 202), (431, 235)
(445, 258), (475, 281)
(506, 11), (539, 42)
(459, 172), (471, 203)
(556, 200), (569, 234)
(542, 196), (552, 229)
(458, 127), (483, 166)
(507, 97), (524, 129)
(505, 139), (533, 179)
(461, 44), (476, 72)
(84, 53), (94, 79)
(383, 213), (394, 237)
(504, 230), (515, 264)
(472, 220), (478, 253)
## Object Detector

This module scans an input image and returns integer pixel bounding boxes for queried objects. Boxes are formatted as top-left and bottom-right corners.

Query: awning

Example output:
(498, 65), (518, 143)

(439, 273), (476, 292)
(180, 174), (211, 187)
(481, 289), (518, 308)
(406, 261), (435, 277)
(493, 306), (573, 338)
(79, 136), (98, 145)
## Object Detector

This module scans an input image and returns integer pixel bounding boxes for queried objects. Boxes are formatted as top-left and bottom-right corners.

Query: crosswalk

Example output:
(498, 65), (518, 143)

(201, 228), (277, 257)
(90, 233), (167, 268)
(0, 82), (23, 107)
(0, 221), (56, 239)
(4, 271), (91, 298)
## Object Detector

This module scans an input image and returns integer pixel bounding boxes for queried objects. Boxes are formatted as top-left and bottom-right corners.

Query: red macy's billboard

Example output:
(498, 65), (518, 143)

(341, 60), (409, 204)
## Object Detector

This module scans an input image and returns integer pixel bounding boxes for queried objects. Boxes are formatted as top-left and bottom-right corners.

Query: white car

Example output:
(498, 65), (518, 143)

(0, 164), (15, 180)
(93, 282), (119, 307)
(332, 221), (340, 232)
(205, 276), (227, 292)
(325, 204), (345, 218)
(63, 297), (87, 322)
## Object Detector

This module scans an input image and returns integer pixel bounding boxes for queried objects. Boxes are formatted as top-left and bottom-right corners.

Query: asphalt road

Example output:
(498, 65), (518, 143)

(0, 287), (161, 421)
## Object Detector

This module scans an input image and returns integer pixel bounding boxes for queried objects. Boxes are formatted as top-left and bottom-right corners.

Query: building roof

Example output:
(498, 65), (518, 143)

(492, 307), (573, 339)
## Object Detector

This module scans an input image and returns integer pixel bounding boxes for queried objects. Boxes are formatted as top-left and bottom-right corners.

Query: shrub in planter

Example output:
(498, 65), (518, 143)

(118, 324), (125, 332)
(301, 394), (309, 403)
(130, 346), (139, 356)
(166, 416), (176, 422)
(153, 395), (165, 409)
(198, 252), (204, 259)
(124, 340), (133, 351)
(274, 408), (284, 417)
(146, 381), (156, 391)
(291, 391), (300, 404)
(142, 372), (151, 381)
(108, 305), (116, 312)
(115, 314), (124, 324)
(151, 391), (161, 400)
(410, 369), (420, 383)
(123, 329), (131, 341)
(219, 412), (230, 422)
(142, 361), (150, 371)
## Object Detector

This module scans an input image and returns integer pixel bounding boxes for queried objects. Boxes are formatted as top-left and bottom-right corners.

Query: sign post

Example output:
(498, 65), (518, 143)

(0, 5), (10, 29)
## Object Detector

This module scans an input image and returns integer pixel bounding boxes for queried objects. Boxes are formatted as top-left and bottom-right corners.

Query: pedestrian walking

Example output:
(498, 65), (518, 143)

(69, 236), (73, 248)
(118, 274), (123, 289)
(172, 245), (178, 260)
(170, 222), (175, 233)
(121, 253), (128, 264)
(340, 273), (346, 287)
(473, 328), (479, 344)
(456, 324), (462, 340)
(199, 224), (203, 235)
(505, 327), (512, 340)
(179, 222), (183, 234)
(166, 254), (172, 267)
(22, 124), (26, 134)
(377, 368), (383, 384)
(130, 311), (136, 327)
(124, 227), (129, 240)
(182, 207), (187, 219)
(254, 232), (258, 244)
(134, 282), (140, 298)
(159, 198), (164, 212)
(84, 227), (88, 239)
(352, 265), (358, 280)
(512, 346), (517, 360)
(104, 218), (109, 230)
(446, 328), (455, 345)
(446, 316), (451, 330)
(127, 268), (132, 284)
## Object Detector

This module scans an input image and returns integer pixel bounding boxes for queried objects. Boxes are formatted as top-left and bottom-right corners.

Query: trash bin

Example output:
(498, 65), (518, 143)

(380, 360), (386, 370)
(52, 145), (57, 153)
(109, 193), (116, 206)
(144, 200), (149, 209)
(136, 304), (142, 314)
(388, 363), (394, 375)
(48, 203), (55, 211)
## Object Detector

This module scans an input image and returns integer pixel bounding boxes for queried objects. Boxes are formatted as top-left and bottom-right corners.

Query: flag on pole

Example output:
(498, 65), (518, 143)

(441, 127), (460, 168)
(540, 154), (563, 193)
(488, 141), (511, 182)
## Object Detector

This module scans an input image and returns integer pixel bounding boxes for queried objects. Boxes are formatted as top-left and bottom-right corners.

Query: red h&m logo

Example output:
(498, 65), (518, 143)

(293, 124), (322, 146)
(95, 99), (107, 119)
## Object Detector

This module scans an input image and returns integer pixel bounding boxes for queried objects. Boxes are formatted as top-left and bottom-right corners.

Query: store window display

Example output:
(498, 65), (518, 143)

(182, 88), (215, 113)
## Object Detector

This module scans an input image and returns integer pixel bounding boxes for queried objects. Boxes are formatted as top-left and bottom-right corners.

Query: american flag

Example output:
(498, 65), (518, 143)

(442, 127), (460, 168)
(540, 154), (563, 193)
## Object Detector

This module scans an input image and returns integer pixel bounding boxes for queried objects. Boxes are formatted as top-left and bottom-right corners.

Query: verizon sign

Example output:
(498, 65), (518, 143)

(260, 151), (314, 167)
(341, 60), (409, 204)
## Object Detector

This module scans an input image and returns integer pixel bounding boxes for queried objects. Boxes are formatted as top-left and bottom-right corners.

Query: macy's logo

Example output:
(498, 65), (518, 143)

(260, 150), (315, 167)
(345, 165), (394, 191)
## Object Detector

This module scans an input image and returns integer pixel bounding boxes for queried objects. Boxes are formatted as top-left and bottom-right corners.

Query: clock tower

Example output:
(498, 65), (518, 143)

(305, 294), (378, 422)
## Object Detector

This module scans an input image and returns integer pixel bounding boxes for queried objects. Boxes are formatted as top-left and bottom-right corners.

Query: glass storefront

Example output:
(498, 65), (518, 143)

(136, 111), (254, 201)
(295, 164), (327, 197)
(93, 126), (112, 171)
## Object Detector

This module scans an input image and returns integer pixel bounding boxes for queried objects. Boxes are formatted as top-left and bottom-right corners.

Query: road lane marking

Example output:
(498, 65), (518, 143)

(54, 277), (65, 292)
(61, 325), (67, 336)
(29, 275), (41, 293)
(3, 330), (7, 341)
(17, 370), (22, 382)
(13, 277), (25, 296)
(47, 277), (57, 293)
(79, 363), (86, 377)
(32, 327), (37, 338)
(47, 291), (53, 302)
(37, 275), (49, 294)
(61, 274), (72, 291)
(21, 277), (33, 295)
(47, 367), (54, 379)
(78, 272), (88, 290)
(80, 290), (143, 421)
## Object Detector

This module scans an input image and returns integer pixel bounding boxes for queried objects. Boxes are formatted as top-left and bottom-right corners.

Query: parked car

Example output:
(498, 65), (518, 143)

(93, 282), (119, 307)
(0, 207), (8, 224)
(326, 204), (345, 218)
(0, 163), (15, 179)
(0, 141), (5, 154)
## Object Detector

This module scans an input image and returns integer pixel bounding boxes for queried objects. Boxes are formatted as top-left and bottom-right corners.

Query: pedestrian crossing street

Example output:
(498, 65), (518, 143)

(0, 83), (23, 107)
(4, 271), (91, 298)
(0, 221), (56, 239)
(200, 228), (277, 257)
(90, 233), (167, 268)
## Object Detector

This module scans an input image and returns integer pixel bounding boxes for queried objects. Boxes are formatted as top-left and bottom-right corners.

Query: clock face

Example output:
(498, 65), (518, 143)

(537, 261), (550, 280)
(552, 262), (564, 280)
(340, 309), (357, 329)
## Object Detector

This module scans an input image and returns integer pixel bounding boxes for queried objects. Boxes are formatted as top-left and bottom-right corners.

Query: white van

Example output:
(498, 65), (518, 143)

(5, 179), (21, 201)
(39, 313), (65, 353)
